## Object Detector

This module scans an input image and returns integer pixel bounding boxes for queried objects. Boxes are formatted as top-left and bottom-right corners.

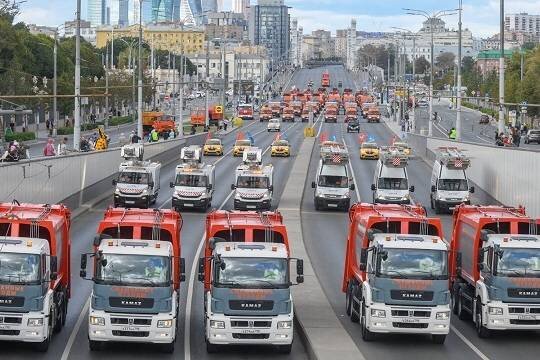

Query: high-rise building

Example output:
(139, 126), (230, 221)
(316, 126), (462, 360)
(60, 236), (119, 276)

(249, 0), (290, 65)
(505, 13), (540, 37)
(87, 0), (106, 26)
(118, 0), (129, 26)
(233, 0), (249, 19)
(178, 0), (203, 25)
(216, 0), (224, 11)
(201, 0), (218, 13)
(289, 18), (303, 67)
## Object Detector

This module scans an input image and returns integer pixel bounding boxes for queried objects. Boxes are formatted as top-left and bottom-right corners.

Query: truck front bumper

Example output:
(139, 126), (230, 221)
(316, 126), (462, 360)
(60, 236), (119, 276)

(365, 303), (450, 335)
(114, 194), (149, 208)
(234, 198), (271, 210)
(374, 197), (411, 205)
(437, 199), (470, 211)
(0, 311), (48, 342)
(88, 310), (176, 344)
(484, 301), (540, 330)
(206, 313), (293, 346)
(172, 196), (209, 210)
(315, 196), (350, 210)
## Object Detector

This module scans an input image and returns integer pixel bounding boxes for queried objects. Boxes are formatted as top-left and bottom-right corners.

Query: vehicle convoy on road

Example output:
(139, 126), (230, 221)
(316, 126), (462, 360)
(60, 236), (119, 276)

(80, 208), (185, 352)
(260, 105), (273, 121)
(449, 205), (540, 338)
(0, 202), (71, 351)
(324, 102), (338, 123)
(198, 210), (304, 354)
(113, 144), (161, 208)
(312, 141), (355, 211)
(430, 147), (475, 214)
(342, 203), (451, 344)
(232, 148), (274, 211)
(170, 145), (215, 211)
(372, 147), (414, 204)
(366, 107), (381, 123)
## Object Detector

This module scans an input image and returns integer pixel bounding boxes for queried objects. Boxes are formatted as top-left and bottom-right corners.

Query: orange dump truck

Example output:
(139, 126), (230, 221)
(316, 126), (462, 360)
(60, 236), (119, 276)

(198, 211), (303, 353)
(328, 88), (342, 106)
(344, 102), (358, 122)
(260, 105), (273, 122)
(324, 102), (338, 123)
(366, 107), (381, 123)
(282, 106), (295, 122)
(269, 101), (282, 117)
(343, 89), (355, 104)
(321, 71), (330, 87)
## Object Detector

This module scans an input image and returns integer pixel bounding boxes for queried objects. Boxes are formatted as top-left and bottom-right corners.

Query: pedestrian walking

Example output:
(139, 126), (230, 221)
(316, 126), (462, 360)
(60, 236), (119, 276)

(57, 137), (68, 155)
(45, 119), (50, 130)
(43, 138), (56, 156)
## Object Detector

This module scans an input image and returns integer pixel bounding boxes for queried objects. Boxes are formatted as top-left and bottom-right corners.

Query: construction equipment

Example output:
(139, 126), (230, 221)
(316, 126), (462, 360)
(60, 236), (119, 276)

(232, 147), (274, 210)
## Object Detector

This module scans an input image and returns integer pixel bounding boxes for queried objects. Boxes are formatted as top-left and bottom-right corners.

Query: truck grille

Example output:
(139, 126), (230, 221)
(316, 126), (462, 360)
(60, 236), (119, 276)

(111, 317), (152, 326)
(390, 290), (434, 301)
(229, 300), (273, 311)
(232, 333), (270, 340)
(0, 316), (22, 324)
(508, 307), (540, 314)
(510, 319), (540, 325)
(391, 310), (431, 318)
(0, 330), (20, 336)
(112, 330), (149, 337)
(231, 321), (272, 328)
(392, 322), (428, 329)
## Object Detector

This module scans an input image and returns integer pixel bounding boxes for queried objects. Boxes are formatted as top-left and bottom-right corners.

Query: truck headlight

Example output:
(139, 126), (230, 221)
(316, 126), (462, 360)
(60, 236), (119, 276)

(210, 320), (225, 329)
(27, 318), (43, 327)
(277, 321), (292, 329)
(157, 319), (173, 328)
(401, 195), (410, 200)
(89, 316), (105, 326)
(142, 188), (149, 195)
(488, 307), (503, 315)
(436, 311), (450, 320)
(371, 309), (386, 318)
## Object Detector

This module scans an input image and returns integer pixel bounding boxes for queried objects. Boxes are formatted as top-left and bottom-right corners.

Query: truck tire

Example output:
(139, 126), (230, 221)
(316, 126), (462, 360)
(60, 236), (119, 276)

(430, 196), (435, 210)
(89, 340), (103, 351)
(350, 287), (360, 323)
(35, 307), (54, 352)
(475, 299), (491, 338)
(206, 340), (220, 353)
(276, 344), (292, 354)
(360, 301), (375, 341)
(160, 341), (175, 353)
(345, 282), (353, 316)
(54, 291), (67, 333)
(434, 200), (441, 215)
(432, 334), (446, 344)
(456, 289), (469, 320)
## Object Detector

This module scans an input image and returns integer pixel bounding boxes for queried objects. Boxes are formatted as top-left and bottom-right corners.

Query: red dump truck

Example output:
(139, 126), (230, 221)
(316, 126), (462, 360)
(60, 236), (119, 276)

(0, 201), (71, 351)
(198, 211), (303, 353)
(450, 205), (540, 338)
(81, 208), (185, 352)
(342, 203), (451, 343)
(259, 105), (273, 122)
(343, 89), (355, 104)
(321, 71), (330, 87)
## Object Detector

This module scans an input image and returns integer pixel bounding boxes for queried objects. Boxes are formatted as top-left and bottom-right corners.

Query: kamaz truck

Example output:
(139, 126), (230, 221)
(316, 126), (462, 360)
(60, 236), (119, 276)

(198, 210), (303, 353)
(342, 203), (451, 343)
(0, 201), (71, 351)
(80, 208), (185, 352)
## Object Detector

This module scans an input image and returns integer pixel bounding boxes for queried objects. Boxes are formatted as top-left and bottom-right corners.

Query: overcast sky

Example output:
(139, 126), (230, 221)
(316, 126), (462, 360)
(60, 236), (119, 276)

(15, 0), (540, 38)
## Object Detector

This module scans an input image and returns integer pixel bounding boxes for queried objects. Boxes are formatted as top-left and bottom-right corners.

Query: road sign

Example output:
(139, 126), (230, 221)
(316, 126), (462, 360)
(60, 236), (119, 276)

(215, 105), (223, 114)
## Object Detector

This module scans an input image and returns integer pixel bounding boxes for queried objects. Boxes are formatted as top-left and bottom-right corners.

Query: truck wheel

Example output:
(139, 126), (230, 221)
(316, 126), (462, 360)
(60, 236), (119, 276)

(54, 292), (66, 333)
(432, 334), (446, 344)
(276, 344), (292, 354)
(345, 282), (353, 316)
(314, 199), (320, 211)
(475, 300), (491, 338)
(206, 340), (220, 353)
(430, 196), (434, 210)
(350, 287), (360, 323)
(35, 307), (54, 352)
(160, 341), (175, 353)
(434, 200), (441, 215)
(89, 340), (103, 351)
(456, 289), (469, 320)
(360, 302), (375, 341)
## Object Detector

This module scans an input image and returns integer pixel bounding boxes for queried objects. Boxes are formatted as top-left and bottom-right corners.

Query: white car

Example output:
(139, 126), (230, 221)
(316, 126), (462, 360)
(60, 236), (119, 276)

(195, 91), (206, 98)
(267, 118), (281, 132)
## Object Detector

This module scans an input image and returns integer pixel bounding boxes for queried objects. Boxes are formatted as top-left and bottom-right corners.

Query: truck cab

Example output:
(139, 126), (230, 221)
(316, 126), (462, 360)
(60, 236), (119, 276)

(232, 148), (273, 211)
(282, 106), (295, 122)
(113, 144), (161, 208)
(170, 145), (215, 211)
(324, 102), (338, 123)
(343, 203), (450, 343)
(450, 205), (540, 338)
(81, 208), (185, 352)
(311, 142), (354, 211)
(238, 103), (254, 121)
(198, 211), (303, 354)
(430, 147), (474, 214)
(372, 147), (414, 204)
(260, 105), (273, 122)
(0, 202), (71, 351)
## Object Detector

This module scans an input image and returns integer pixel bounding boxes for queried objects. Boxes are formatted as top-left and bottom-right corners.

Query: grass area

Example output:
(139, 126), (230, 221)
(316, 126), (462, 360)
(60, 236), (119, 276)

(109, 116), (133, 126)
(462, 101), (498, 118)
(4, 131), (36, 142)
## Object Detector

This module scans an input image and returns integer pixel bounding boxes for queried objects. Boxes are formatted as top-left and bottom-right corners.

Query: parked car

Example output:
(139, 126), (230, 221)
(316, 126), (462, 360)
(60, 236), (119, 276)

(479, 114), (490, 124)
(524, 129), (540, 144)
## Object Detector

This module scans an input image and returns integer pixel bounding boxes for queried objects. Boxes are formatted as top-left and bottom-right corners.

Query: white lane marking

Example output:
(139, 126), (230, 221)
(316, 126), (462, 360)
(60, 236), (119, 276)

(451, 325), (491, 360)
(475, 135), (492, 144)
(340, 126), (361, 202)
(60, 298), (90, 360)
(184, 120), (300, 360)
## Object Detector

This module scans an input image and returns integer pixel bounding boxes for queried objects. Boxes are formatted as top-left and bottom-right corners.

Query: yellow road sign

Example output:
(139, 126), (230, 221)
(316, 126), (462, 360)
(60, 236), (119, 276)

(215, 105), (223, 114)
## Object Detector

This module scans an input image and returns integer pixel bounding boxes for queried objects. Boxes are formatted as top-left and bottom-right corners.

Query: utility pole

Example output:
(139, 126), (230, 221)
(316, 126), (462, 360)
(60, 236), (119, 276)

(429, 19), (434, 136)
(105, 50), (109, 128)
(520, 47), (524, 81)
(498, 0), (505, 134)
(137, 0), (143, 138)
(53, 30), (58, 136)
(205, 39), (210, 129)
(74, 0), (81, 151)
(456, 0), (463, 141)
(179, 44), (185, 136)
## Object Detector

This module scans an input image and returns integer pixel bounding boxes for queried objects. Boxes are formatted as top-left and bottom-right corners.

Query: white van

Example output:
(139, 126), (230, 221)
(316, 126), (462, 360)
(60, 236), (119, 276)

(430, 147), (474, 214)
(371, 147), (414, 204)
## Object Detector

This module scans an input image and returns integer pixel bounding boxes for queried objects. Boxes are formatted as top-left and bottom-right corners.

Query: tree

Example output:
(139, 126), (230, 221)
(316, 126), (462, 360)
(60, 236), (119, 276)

(414, 56), (430, 74)
(435, 52), (456, 74)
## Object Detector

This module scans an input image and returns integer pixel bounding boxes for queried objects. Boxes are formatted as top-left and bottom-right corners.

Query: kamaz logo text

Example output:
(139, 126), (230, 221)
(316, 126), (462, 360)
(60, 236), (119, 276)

(519, 290), (539, 296)
(240, 303), (262, 309)
(0, 299), (13, 305)
(121, 300), (142, 306)
(401, 293), (423, 299)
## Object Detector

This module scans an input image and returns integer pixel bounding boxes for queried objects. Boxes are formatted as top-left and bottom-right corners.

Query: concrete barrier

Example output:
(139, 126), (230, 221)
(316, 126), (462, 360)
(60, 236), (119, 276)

(0, 134), (206, 211)
(279, 138), (365, 360)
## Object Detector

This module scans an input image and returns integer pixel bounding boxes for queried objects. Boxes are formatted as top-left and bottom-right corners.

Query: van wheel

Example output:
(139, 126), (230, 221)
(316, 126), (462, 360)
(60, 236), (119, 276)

(432, 334), (446, 344)
(475, 300), (491, 338)
(89, 340), (103, 351)
(160, 341), (175, 353)
(206, 340), (220, 353)
(276, 344), (292, 354)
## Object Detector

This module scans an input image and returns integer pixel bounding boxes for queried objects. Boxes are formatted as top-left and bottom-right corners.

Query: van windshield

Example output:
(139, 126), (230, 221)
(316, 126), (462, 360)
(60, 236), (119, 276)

(237, 176), (269, 189)
(378, 178), (408, 190)
(175, 174), (207, 187)
(118, 172), (150, 185)
(438, 179), (468, 191)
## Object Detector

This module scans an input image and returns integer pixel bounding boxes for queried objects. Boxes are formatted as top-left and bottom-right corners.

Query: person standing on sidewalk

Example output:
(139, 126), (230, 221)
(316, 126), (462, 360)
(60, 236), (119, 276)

(57, 137), (68, 155)
(43, 138), (56, 156)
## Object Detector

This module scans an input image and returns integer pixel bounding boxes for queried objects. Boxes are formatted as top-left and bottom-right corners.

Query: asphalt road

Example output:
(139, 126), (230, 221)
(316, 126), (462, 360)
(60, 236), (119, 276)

(3, 107), (313, 359)
(301, 65), (540, 360)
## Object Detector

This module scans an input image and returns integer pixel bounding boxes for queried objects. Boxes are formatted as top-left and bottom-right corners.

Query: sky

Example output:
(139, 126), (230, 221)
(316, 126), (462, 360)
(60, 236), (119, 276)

(14, 0), (540, 38)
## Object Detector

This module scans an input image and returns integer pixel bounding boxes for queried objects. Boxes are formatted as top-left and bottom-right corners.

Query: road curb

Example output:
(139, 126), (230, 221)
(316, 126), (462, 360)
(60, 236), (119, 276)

(278, 136), (366, 360)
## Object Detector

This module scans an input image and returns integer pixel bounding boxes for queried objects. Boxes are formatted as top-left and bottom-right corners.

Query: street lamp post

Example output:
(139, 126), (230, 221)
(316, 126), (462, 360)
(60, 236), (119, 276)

(74, 0), (81, 151)
(456, 0), (463, 141)
(498, 0), (505, 134)
(137, 0), (143, 138)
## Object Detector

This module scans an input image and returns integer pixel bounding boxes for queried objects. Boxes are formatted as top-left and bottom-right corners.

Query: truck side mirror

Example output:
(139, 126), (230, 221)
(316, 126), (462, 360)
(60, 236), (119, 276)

(469, 186), (475, 194)
(112, 179), (117, 185)
(180, 258), (186, 282)
(170, 182), (174, 188)
(478, 263), (485, 272)
(296, 259), (304, 284)
(207, 184), (213, 190)
(148, 181), (155, 188)
(80, 254), (87, 278)
(311, 181), (316, 188)
(409, 186), (415, 193)
(350, 183), (355, 191)
(231, 184), (236, 190)
(197, 258), (205, 282)
(371, 184), (376, 191)
(456, 252), (462, 275)
(93, 235), (102, 247)
(431, 185), (436, 192)
(269, 185), (274, 192)
(359, 249), (368, 271)
(50, 256), (58, 280)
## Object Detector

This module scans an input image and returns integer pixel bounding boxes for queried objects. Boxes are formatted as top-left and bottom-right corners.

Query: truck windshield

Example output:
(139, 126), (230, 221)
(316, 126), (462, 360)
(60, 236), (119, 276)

(237, 176), (269, 189)
(118, 172), (150, 185)
(95, 254), (170, 286)
(0, 252), (41, 284)
(175, 174), (207, 187)
(215, 258), (288, 288)
(438, 179), (468, 191)
(494, 248), (540, 277)
(318, 175), (348, 188)
(377, 249), (448, 280)
(378, 177), (408, 190)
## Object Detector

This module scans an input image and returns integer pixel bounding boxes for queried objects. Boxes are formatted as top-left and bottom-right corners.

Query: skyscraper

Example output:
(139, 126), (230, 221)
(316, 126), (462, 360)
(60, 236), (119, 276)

(87, 0), (106, 26)
(201, 0), (218, 14)
(249, 0), (290, 64)
(233, 0), (249, 18)
(132, 0), (153, 25)
(179, 0), (202, 25)
(118, 0), (129, 26)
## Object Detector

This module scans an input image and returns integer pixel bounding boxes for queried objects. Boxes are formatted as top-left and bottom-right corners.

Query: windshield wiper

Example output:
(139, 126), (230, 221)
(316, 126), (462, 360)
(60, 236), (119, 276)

(125, 276), (159, 287)
(244, 279), (284, 288)
(216, 280), (244, 288)
(379, 270), (406, 278)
